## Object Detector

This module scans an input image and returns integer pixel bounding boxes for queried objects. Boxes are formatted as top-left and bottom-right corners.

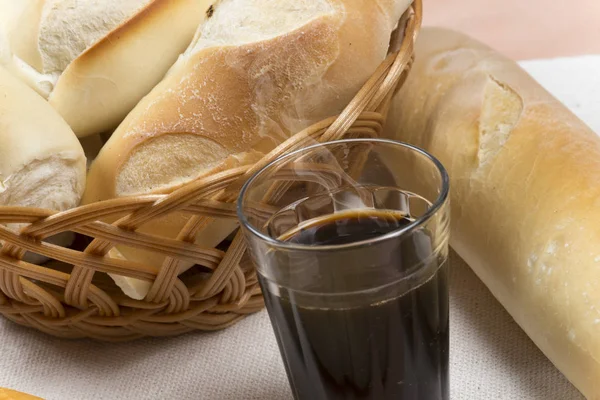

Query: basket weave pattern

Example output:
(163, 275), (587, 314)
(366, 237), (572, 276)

(0, 1), (422, 341)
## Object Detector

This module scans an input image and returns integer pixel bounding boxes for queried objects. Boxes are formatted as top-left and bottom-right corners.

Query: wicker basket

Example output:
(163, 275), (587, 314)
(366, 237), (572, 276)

(0, 1), (422, 341)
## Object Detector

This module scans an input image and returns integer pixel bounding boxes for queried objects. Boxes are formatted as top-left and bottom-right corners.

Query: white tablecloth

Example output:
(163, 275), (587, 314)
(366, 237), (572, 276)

(1, 56), (599, 400)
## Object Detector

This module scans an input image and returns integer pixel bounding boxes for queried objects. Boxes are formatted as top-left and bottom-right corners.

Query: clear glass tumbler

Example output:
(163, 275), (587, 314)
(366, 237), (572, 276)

(238, 139), (450, 400)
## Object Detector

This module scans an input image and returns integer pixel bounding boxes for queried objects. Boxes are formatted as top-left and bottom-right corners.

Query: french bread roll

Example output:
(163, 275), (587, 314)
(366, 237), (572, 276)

(84, 0), (412, 300)
(385, 27), (600, 398)
(0, 0), (210, 137)
(0, 65), (86, 260)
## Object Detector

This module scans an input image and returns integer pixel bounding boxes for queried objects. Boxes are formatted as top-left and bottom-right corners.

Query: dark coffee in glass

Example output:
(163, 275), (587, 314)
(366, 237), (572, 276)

(238, 140), (450, 400)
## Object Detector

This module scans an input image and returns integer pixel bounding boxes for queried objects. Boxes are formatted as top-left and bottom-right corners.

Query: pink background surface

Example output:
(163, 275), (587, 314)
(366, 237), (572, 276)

(425, 0), (600, 59)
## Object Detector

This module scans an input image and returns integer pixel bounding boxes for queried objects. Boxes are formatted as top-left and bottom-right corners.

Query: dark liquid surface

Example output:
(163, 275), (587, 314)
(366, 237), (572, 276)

(260, 211), (449, 400)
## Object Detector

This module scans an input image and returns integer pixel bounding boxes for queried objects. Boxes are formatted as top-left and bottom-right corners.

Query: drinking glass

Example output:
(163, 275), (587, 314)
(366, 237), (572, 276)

(238, 139), (450, 400)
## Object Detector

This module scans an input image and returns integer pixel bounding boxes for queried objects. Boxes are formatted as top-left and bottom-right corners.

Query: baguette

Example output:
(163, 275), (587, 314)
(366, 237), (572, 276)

(0, 0), (210, 137)
(0, 65), (85, 212)
(384, 27), (600, 398)
(0, 65), (86, 261)
(84, 0), (412, 299)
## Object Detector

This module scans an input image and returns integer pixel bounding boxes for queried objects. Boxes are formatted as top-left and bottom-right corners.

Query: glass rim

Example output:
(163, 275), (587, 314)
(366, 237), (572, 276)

(236, 138), (450, 251)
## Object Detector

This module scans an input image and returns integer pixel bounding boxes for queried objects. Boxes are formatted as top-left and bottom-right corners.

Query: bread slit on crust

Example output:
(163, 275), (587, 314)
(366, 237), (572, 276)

(83, 0), (413, 300)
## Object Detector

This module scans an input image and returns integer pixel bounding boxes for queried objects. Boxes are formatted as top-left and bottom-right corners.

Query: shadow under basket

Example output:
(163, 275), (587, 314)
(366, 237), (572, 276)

(0, 1), (422, 341)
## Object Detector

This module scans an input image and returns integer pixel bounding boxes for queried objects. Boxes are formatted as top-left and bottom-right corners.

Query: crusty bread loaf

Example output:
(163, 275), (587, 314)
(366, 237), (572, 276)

(385, 27), (600, 398)
(86, 0), (412, 199)
(0, 0), (210, 137)
(84, 0), (412, 299)
(0, 65), (85, 211)
(0, 65), (85, 262)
